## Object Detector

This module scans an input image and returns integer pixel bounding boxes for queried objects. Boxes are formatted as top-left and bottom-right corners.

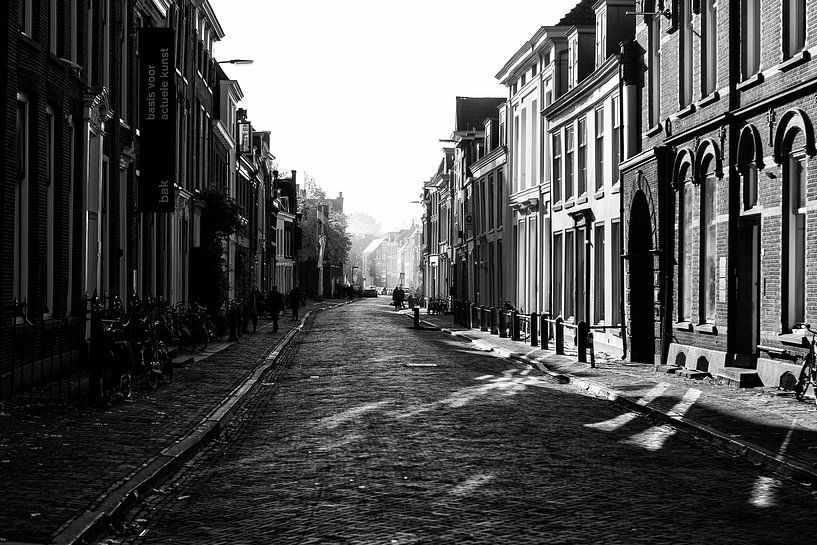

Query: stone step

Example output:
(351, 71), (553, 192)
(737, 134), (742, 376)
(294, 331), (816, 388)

(715, 367), (762, 389)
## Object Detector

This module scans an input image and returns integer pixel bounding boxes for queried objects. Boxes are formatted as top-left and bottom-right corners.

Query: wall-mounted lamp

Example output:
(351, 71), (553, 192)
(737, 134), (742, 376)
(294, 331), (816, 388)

(217, 59), (254, 65)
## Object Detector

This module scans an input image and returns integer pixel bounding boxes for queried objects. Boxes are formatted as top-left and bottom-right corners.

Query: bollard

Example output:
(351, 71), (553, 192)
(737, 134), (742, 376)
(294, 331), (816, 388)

(480, 306), (488, 331)
(577, 321), (588, 363)
(555, 316), (565, 355)
(530, 312), (538, 347)
(541, 313), (549, 350)
(588, 330), (595, 368)
(511, 310), (520, 341)
(413, 307), (420, 328)
(499, 310), (507, 338)
(490, 307), (498, 335)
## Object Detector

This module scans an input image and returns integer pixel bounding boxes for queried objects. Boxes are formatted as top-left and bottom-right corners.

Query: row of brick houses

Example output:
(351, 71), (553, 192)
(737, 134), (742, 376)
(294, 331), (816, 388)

(422, 0), (817, 388)
(1, 0), (300, 396)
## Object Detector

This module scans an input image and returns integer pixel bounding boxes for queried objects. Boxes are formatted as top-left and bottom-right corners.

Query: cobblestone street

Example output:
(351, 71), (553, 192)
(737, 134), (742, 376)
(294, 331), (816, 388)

(116, 299), (817, 545)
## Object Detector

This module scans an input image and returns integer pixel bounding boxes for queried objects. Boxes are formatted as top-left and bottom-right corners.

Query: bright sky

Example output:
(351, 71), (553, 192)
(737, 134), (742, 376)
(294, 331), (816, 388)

(209, 0), (577, 232)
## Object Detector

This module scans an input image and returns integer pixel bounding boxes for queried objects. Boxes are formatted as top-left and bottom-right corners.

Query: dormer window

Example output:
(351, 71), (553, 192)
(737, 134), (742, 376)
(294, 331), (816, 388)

(596, 7), (607, 67)
(521, 73), (527, 87)
(568, 37), (579, 89)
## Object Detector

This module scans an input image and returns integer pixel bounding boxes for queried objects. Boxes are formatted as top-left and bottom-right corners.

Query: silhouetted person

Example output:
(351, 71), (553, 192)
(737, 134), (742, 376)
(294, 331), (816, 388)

(290, 286), (302, 321)
(267, 286), (284, 332)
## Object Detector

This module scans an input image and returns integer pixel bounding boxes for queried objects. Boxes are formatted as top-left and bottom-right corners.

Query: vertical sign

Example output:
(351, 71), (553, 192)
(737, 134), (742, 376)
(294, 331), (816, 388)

(138, 27), (176, 212)
(237, 122), (252, 154)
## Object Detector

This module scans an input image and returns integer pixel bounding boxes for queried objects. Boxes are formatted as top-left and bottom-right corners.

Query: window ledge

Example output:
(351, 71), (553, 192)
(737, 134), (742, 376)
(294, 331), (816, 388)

(553, 202), (563, 212)
(119, 119), (131, 130)
(697, 91), (720, 108)
(576, 195), (588, 205)
(778, 50), (810, 72)
(736, 73), (764, 91)
(696, 323), (718, 335)
(779, 332), (810, 348)
(675, 321), (694, 332)
(564, 198), (576, 209)
(594, 189), (604, 199)
(676, 104), (696, 119)
(611, 182), (621, 194)
(645, 123), (663, 138)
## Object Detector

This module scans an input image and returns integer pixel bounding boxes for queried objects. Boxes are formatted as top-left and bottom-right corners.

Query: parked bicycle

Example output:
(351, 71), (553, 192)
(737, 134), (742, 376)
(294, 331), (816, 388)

(793, 323), (817, 406)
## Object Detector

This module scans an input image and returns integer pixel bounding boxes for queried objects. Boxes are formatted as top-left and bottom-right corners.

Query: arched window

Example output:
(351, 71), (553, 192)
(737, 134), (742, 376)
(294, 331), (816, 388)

(783, 129), (807, 331)
(677, 162), (694, 322)
(700, 155), (718, 323)
(737, 127), (761, 211)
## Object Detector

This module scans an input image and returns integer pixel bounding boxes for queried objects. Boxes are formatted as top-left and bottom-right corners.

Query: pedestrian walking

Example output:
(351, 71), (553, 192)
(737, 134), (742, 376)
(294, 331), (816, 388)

(267, 286), (284, 332)
(289, 286), (302, 321)
(249, 287), (262, 333)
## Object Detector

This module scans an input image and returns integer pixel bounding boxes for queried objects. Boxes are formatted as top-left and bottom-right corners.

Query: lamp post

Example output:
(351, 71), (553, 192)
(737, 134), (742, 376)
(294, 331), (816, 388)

(217, 59), (254, 65)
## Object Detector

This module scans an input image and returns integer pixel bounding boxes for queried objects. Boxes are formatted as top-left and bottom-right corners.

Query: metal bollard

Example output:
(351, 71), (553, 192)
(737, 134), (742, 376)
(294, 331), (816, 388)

(413, 307), (420, 328)
(541, 314), (549, 350)
(511, 310), (520, 341)
(577, 321), (588, 363)
(555, 317), (564, 355)
(469, 303), (476, 329)
(490, 307), (498, 335)
(530, 312), (538, 347)
(499, 310), (507, 338)
(480, 306), (488, 331)
(588, 330), (595, 368)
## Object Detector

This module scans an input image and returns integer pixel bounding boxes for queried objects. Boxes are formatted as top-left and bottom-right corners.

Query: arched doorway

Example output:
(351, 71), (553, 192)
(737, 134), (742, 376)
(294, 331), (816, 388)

(628, 191), (655, 363)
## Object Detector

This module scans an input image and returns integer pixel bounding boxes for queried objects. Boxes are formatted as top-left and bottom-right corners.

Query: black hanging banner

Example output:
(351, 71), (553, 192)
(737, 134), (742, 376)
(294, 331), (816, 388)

(138, 27), (176, 212)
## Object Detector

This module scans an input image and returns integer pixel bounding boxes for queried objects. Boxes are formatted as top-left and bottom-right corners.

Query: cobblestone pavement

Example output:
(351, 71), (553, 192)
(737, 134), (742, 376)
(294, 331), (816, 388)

(115, 298), (817, 545)
(0, 300), (343, 544)
(412, 311), (817, 474)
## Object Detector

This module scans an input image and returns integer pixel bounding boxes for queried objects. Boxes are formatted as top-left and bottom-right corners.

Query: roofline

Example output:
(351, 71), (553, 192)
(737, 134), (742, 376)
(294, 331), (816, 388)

(495, 26), (569, 82)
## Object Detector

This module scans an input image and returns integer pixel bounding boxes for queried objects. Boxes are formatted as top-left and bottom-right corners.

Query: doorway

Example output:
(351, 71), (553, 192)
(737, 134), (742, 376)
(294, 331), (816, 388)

(734, 217), (760, 361)
(628, 191), (655, 363)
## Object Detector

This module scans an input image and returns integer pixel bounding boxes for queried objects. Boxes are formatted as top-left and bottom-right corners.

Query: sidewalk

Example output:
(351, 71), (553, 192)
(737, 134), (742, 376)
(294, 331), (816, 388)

(0, 299), (353, 545)
(407, 309), (817, 488)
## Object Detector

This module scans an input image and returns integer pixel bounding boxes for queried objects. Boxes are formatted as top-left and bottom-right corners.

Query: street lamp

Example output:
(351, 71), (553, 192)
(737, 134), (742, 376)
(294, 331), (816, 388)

(217, 59), (254, 65)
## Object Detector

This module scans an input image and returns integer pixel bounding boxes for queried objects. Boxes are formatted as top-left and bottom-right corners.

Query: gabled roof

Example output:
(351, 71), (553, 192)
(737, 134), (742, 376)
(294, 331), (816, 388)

(362, 238), (385, 254)
(455, 97), (504, 132)
(557, 0), (596, 26)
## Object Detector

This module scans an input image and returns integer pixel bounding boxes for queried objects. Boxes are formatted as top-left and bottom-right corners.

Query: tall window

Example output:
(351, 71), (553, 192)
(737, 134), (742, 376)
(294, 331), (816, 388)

(497, 170), (504, 226)
(595, 107), (604, 192)
(784, 142), (806, 330)
(15, 95), (30, 302)
(783, 0), (806, 59)
(552, 132), (562, 202)
(594, 223), (605, 323)
(520, 108), (527, 189)
(513, 117), (520, 190)
(742, 163), (758, 210)
(488, 175), (495, 230)
(596, 9), (607, 67)
(50, 0), (58, 54)
(679, 165), (693, 321)
(19, 0), (32, 36)
(680, 0), (693, 107)
(66, 120), (75, 311)
(576, 227), (586, 322)
(611, 220), (621, 325)
(46, 107), (56, 315)
(611, 96), (621, 182)
(741, 0), (760, 78)
(565, 125), (575, 200)
(565, 230), (575, 319)
(120, 0), (129, 123)
(701, 163), (717, 323)
(648, 8), (661, 126)
(554, 232), (563, 317)
(531, 100), (538, 185)
(701, 0), (717, 97)
(567, 39), (576, 89)
(578, 117), (587, 197)
(70, 0), (78, 63)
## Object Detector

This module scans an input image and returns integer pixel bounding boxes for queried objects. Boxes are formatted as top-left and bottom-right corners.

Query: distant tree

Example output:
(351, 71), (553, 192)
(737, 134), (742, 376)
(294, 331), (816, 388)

(348, 212), (382, 236)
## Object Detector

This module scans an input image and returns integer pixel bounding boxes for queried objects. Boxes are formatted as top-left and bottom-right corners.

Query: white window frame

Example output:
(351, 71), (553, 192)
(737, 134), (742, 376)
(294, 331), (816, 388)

(565, 124), (575, 200)
(648, 12), (661, 126)
(701, 170), (717, 324)
(552, 132), (562, 202)
(50, 0), (58, 54)
(578, 116), (587, 197)
(784, 148), (807, 331)
(680, 0), (693, 107)
(595, 106), (604, 192)
(20, 0), (33, 36)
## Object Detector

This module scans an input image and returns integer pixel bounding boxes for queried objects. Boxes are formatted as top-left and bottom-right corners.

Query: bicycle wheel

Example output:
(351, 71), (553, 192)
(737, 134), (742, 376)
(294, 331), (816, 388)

(159, 344), (174, 384)
(794, 359), (812, 400)
(142, 348), (159, 389)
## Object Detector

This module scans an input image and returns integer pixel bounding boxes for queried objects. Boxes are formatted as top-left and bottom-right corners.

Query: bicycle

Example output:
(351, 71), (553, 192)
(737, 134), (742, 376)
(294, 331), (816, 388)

(794, 323), (817, 406)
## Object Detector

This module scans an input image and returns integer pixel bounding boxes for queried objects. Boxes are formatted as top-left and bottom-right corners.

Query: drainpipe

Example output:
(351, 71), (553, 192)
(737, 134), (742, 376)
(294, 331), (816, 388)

(617, 48), (628, 360)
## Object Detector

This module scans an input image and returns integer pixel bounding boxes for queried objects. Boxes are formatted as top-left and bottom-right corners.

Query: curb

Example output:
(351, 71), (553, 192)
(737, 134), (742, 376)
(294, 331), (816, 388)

(412, 314), (817, 490)
(52, 300), (353, 545)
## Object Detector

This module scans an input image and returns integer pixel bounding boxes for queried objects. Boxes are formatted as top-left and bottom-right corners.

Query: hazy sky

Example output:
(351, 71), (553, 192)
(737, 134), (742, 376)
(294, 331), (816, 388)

(209, 0), (577, 232)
